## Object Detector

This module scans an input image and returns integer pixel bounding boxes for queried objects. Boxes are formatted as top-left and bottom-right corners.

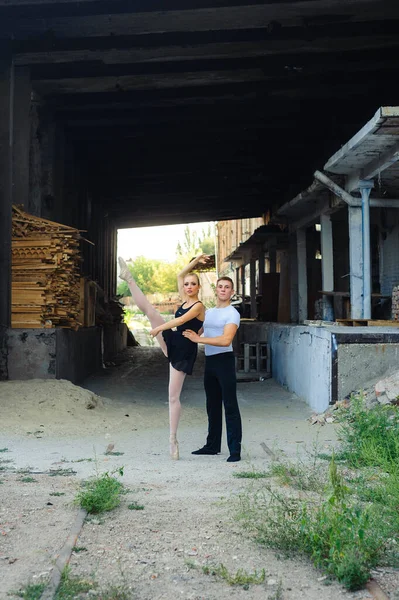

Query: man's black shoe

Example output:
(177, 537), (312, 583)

(192, 446), (219, 455)
(226, 455), (241, 462)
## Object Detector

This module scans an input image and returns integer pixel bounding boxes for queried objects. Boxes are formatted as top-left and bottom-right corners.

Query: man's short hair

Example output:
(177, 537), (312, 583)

(216, 276), (234, 288)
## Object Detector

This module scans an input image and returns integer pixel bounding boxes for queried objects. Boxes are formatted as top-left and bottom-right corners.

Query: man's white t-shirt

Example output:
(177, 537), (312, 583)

(203, 305), (240, 356)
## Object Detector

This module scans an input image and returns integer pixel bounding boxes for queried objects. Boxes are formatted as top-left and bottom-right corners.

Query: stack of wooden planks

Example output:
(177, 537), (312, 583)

(12, 205), (83, 329)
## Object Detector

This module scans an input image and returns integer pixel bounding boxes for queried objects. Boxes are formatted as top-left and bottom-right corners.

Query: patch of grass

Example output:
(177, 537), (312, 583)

(72, 458), (94, 463)
(233, 470), (269, 479)
(0, 447), (9, 452)
(19, 477), (37, 483)
(127, 502), (144, 510)
(55, 567), (94, 600)
(75, 468), (124, 514)
(104, 451), (125, 456)
(49, 492), (65, 497)
(48, 468), (77, 477)
(96, 586), (133, 600)
(184, 559), (197, 570)
(336, 394), (399, 469)
(268, 580), (284, 600)
(72, 546), (87, 553)
(11, 583), (46, 600)
(202, 563), (265, 587)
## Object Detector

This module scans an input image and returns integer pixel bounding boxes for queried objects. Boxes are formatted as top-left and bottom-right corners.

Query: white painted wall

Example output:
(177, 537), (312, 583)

(268, 324), (331, 412)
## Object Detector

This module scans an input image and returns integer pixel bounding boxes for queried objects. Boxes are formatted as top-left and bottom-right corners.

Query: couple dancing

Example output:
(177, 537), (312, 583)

(118, 255), (242, 463)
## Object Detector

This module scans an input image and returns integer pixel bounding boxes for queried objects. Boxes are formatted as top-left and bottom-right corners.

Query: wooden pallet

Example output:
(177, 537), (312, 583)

(336, 319), (399, 327)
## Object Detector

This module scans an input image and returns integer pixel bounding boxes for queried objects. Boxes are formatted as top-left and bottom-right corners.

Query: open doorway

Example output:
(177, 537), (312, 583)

(117, 222), (216, 346)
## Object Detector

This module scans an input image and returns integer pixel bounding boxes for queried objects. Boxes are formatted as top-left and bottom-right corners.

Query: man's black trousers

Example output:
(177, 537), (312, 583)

(204, 352), (242, 457)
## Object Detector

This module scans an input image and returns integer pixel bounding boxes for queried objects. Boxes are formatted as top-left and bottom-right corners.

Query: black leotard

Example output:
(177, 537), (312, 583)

(162, 301), (203, 375)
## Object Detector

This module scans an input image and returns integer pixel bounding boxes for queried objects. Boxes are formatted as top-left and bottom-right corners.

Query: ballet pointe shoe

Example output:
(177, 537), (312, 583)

(170, 435), (179, 460)
(118, 256), (133, 282)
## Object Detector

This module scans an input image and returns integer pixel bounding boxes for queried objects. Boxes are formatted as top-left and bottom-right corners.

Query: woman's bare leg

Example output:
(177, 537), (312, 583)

(168, 365), (186, 459)
(118, 257), (167, 355)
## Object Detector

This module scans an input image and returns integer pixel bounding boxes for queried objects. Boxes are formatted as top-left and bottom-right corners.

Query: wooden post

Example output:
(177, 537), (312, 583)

(0, 60), (14, 328)
(12, 67), (31, 209)
(258, 251), (265, 295)
(241, 264), (246, 315)
(250, 258), (257, 318)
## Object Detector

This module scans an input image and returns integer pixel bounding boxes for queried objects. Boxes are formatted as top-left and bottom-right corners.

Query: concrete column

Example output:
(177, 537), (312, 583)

(320, 214), (334, 321)
(0, 60), (14, 327)
(348, 205), (363, 319)
(297, 228), (308, 322)
(250, 258), (257, 318)
(258, 251), (265, 295)
(12, 67), (31, 209)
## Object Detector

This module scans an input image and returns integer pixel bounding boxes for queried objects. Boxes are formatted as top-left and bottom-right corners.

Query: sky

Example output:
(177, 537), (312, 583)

(117, 221), (214, 262)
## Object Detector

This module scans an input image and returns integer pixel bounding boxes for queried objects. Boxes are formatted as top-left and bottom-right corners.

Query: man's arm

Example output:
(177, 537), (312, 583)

(150, 303), (203, 337)
(183, 323), (238, 346)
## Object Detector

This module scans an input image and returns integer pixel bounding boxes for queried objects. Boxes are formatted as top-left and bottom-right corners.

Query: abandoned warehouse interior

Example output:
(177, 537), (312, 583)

(1, 0), (399, 411)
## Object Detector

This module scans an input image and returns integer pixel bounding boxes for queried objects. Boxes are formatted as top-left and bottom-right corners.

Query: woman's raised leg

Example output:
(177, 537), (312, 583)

(118, 257), (167, 355)
(168, 364), (186, 459)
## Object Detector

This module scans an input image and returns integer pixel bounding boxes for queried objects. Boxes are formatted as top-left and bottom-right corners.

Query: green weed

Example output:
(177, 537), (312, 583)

(75, 468), (124, 514)
(202, 563), (265, 586)
(72, 546), (87, 553)
(127, 502), (144, 510)
(233, 470), (269, 479)
(0, 447), (9, 452)
(49, 492), (65, 497)
(12, 583), (46, 600)
(48, 468), (77, 477)
(55, 567), (94, 599)
(19, 477), (37, 483)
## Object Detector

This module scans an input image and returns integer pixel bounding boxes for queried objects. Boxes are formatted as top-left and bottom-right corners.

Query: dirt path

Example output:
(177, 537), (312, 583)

(0, 348), (383, 599)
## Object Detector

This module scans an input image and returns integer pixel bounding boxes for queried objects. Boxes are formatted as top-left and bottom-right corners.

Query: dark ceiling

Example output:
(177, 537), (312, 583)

(1, 0), (399, 226)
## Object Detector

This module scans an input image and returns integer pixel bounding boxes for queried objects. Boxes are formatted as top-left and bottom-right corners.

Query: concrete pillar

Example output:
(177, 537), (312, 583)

(297, 228), (308, 322)
(320, 214), (334, 321)
(12, 67), (31, 209)
(348, 205), (363, 319)
(250, 258), (257, 318)
(258, 251), (265, 295)
(0, 60), (14, 327)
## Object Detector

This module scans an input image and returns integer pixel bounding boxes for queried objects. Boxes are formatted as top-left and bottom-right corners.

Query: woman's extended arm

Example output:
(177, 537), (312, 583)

(183, 324), (238, 347)
(150, 302), (204, 337)
(177, 254), (211, 298)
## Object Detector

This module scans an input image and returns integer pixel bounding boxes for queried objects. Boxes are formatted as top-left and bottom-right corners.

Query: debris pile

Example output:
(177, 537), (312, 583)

(11, 206), (84, 329)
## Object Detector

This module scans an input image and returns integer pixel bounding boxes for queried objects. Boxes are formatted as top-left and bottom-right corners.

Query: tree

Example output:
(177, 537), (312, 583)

(176, 224), (216, 257)
(117, 256), (178, 297)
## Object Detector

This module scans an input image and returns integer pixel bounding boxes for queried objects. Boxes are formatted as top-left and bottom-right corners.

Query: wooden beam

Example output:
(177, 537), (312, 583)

(2, 2), (398, 42)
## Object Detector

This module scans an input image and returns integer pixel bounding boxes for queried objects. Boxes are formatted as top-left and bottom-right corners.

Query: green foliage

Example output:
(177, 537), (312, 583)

(12, 583), (46, 600)
(233, 470), (269, 479)
(202, 564), (265, 586)
(75, 468), (124, 514)
(55, 567), (94, 599)
(176, 224), (215, 257)
(117, 256), (178, 296)
(127, 502), (144, 510)
(337, 393), (399, 469)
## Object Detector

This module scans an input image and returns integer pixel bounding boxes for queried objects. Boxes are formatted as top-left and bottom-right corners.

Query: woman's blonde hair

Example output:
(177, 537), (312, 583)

(184, 272), (200, 285)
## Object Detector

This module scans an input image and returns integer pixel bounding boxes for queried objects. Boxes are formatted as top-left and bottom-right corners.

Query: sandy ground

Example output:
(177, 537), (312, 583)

(0, 347), (397, 599)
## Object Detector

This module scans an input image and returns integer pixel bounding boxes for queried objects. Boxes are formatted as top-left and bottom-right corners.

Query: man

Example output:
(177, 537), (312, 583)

(183, 276), (242, 462)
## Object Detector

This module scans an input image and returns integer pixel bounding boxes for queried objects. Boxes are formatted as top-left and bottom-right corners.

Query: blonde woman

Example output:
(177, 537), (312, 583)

(118, 255), (210, 460)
